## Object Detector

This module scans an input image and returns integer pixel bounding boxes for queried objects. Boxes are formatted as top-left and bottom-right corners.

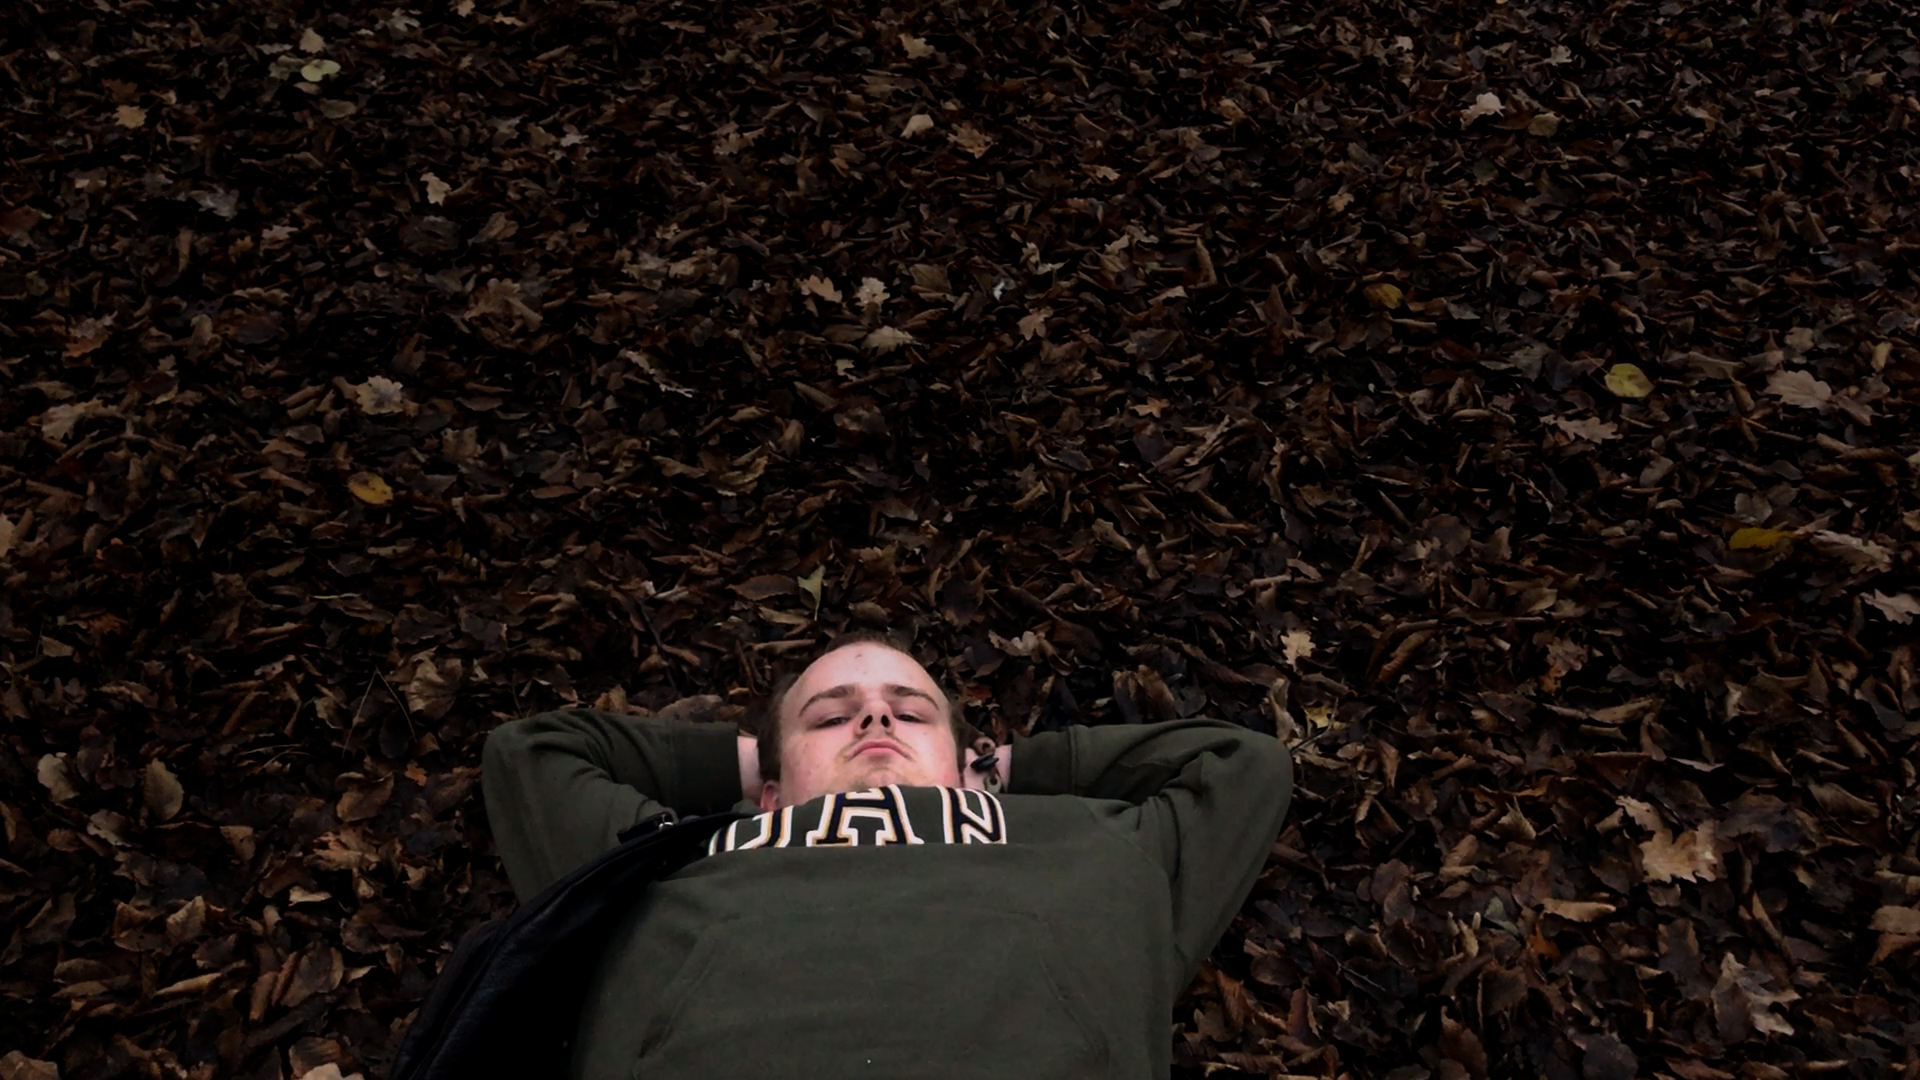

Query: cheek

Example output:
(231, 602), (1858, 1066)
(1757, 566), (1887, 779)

(789, 732), (837, 775)
(914, 728), (958, 766)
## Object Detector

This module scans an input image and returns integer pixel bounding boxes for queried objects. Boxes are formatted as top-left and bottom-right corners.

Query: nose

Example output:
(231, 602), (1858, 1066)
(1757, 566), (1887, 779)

(857, 711), (894, 730)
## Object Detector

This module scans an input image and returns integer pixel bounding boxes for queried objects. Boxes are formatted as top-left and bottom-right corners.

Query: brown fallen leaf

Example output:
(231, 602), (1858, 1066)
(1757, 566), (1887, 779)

(949, 122), (994, 157)
(221, 824), (257, 862)
(144, 759), (184, 820)
(37, 753), (77, 803)
(0, 1051), (62, 1080)
(1764, 368), (1832, 409)
(1642, 822), (1721, 884)
(1548, 416), (1619, 442)
(155, 971), (224, 998)
(295, 1064), (365, 1080)
(1870, 906), (1920, 934)
(1710, 953), (1797, 1039)
(1460, 90), (1505, 123)
(350, 376), (408, 415)
(337, 774), (395, 822)
(1866, 591), (1920, 623)
(39, 399), (108, 440)
(165, 896), (207, 945)
(279, 945), (344, 1008)
(1543, 898), (1618, 922)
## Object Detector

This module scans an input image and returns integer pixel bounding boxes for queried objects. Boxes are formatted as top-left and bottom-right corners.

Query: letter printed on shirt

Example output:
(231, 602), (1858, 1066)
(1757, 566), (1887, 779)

(940, 787), (1007, 845)
(803, 786), (923, 846)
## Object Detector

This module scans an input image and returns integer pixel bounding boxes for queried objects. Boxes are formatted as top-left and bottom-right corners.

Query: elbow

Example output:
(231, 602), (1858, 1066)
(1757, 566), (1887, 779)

(481, 719), (530, 783)
(1242, 734), (1294, 818)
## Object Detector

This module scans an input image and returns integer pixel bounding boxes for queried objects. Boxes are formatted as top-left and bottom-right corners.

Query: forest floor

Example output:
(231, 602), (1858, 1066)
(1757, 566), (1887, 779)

(2, 0), (1918, 1078)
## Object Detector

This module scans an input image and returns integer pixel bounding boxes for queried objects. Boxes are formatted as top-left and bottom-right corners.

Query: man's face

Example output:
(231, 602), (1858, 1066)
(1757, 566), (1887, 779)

(760, 643), (962, 810)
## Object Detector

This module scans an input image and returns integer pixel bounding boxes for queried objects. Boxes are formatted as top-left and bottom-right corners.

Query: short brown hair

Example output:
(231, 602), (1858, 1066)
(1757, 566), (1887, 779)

(755, 629), (970, 782)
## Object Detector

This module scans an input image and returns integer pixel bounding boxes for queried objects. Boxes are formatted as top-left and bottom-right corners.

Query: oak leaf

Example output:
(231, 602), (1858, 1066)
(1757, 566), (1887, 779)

(1866, 591), (1920, 624)
(1642, 821), (1720, 884)
(351, 375), (408, 415)
(797, 275), (841, 303)
(1549, 416), (1618, 442)
(1765, 368), (1831, 409)
(863, 326), (916, 354)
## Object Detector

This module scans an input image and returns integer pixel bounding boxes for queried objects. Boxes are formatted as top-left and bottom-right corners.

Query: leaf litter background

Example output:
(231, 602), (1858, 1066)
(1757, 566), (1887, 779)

(2, 0), (1919, 1077)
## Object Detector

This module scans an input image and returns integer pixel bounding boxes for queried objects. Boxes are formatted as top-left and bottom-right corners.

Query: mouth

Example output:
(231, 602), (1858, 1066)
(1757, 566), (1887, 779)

(850, 742), (906, 761)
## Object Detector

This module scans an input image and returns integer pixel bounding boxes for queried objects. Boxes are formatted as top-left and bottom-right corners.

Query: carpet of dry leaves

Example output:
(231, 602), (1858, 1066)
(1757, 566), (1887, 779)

(2, 0), (1918, 1078)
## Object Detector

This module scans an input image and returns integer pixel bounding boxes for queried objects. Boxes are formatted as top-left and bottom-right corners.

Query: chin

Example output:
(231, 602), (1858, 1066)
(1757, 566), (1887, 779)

(843, 763), (911, 790)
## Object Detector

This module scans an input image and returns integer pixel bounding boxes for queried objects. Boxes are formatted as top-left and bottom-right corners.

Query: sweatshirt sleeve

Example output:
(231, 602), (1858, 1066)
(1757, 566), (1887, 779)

(1007, 719), (1293, 986)
(482, 708), (744, 902)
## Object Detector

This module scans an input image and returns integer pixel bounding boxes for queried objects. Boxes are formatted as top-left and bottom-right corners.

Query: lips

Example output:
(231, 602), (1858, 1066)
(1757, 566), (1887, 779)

(850, 741), (905, 761)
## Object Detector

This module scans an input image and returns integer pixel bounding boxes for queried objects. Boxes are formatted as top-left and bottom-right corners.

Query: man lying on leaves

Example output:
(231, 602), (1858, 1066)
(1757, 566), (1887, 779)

(483, 629), (1295, 1080)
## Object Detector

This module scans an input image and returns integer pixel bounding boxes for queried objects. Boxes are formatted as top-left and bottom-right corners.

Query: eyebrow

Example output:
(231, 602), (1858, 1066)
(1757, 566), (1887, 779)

(798, 683), (940, 716)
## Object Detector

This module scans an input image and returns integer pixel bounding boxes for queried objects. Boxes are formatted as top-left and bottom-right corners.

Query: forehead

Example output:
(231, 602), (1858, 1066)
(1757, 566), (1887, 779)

(788, 644), (940, 708)
(796, 643), (934, 690)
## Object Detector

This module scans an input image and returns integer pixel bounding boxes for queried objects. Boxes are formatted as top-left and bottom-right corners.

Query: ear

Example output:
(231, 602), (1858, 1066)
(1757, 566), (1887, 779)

(757, 780), (781, 813)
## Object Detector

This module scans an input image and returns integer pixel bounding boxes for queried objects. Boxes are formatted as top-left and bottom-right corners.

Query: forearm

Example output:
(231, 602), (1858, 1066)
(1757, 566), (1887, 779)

(1005, 719), (1280, 803)
(483, 709), (743, 900)
(739, 733), (762, 800)
(1002, 719), (1293, 980)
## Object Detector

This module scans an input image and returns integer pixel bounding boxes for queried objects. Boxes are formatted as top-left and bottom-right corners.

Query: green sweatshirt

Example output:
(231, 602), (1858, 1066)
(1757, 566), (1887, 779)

(482, 709), (1293, 1080)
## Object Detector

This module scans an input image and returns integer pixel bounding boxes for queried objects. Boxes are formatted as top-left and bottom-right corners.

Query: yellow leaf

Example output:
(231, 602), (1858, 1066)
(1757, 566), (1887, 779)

(300, 59), (341, 82)
(1363, 283), (1403, 309)
(1604, 362), (1653, 398)
(796, 566), (825, 617)
(422, 171), (450, 205)
(348, 473), (394, 505)
(114, 105), (148, 129)
(1729, 527), (1792, 551)
(298, 28), (326, 53)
